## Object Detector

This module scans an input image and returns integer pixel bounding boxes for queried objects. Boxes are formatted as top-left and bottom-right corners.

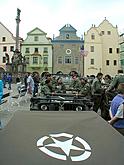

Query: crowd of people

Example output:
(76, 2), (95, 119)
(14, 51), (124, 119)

(0, 70), (124, 135)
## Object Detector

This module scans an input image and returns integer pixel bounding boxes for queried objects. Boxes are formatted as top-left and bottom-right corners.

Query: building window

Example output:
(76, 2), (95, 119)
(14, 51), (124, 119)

(109, 48), (112, 53)
(25, 57), (29, 64)
(43, 56), (48, 64)
(3, 46), (7, 52)
(101, 31), (105, 35)
(91, 34), (95, 40)
(58, 57), (63, 64)
(10, 46), (14, 51)
(106, 60), (109, 65)
(107, 31), (111, 35)
(65, 55), (71, 64)
(25, 48), (30, 53)
(90, 46), (94, 52)
(66, 34), (70, 39)
(114, 60), (117, 66)
(33, 57), (38, 64)
(116, 48), (119, 54)
(43, 47), (48, 53)
(3, 57), (6, 63)
(91, 59), (94, 65)
(2, 37), (6, 42)
(75, 57), (79, 64)
(34, 36), (39, 41)
(34, 48), (38, 53)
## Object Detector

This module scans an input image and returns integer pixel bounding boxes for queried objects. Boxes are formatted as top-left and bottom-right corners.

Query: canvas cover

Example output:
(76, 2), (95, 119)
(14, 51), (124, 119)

(0, 111), (124, 165)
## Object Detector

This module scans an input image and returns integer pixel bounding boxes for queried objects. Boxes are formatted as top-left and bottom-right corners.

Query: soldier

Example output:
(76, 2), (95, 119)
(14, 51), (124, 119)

(106, 70), (124, 92)
(40, 79), (54, 96)
(40, 73), (51, 86)
(91, 73), (109, 120)
(103, 74), (112, 85)
(69, 75), (80, 91)
(78, 77), (91, 97)
(106, 70), (124, 108)
(51, 75), (57, 91)
(55, 77), (66, 93)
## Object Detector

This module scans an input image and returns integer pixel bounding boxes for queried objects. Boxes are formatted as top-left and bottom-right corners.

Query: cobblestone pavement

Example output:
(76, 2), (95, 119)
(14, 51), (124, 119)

(0, 83), (31, 129)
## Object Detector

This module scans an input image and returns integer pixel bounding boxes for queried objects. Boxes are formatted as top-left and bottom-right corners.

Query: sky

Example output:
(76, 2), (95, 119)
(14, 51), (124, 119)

(0, 0), (124, 39)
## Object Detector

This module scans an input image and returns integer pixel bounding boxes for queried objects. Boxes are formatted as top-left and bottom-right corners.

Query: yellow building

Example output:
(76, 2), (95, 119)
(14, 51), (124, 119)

(84, 18), (120, 77)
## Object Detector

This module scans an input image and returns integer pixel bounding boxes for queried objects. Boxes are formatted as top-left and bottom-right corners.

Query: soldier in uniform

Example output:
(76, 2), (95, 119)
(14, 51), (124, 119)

(106, 70), (124, 92)
(55, 77), (66, 93)
(78, 77), (91, 97)
(69, 75), (80, 91)
(106, 70), (124, 108)
(40, 79), (54, 96)
(91, 72), (109, 120)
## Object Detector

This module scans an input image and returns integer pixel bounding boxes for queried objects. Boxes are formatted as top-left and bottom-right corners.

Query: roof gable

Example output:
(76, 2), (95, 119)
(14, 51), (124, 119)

(98, 18), (115, 29)
(59, 24), (77, 33)
(27, 27), (47, 36)
(0, 22), (15, 37)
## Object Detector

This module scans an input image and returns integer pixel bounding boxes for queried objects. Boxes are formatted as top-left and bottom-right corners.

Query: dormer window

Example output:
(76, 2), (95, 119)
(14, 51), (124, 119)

(107, 31), (111, 35)
(34, 36), (39, 41)
(2, 37), (6, 42)
(91, 34), (95, 40)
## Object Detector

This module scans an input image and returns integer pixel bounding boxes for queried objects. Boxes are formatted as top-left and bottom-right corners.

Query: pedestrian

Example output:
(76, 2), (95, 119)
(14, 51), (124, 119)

(27, 72), (34, 95)
(0, 80), (3, 104)
(33, 72), (40, 97)
(7, 73), (12, 90)
(24, 73), (28, 89)
(108, 83), (124, 136)
(16, 74), (21, 92)
(2, 72), (7, 88)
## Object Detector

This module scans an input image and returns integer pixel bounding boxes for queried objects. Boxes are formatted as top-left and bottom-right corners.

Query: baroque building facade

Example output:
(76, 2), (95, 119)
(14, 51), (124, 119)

(119, 33), (124, 71)
(0, 22), (17, 72)
(52, 24), (83, 75)
(21, 27), (53, 74)
(84, 18), (120, 77)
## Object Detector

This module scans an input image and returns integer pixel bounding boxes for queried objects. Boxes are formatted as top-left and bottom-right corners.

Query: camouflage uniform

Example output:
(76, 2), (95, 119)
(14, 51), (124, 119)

(69, 77), (80, 90)
(40, 80), (54, 96)
(55, 83), (66, 93)
(55, 77), (66, 93)
(78, 78), (91, 97)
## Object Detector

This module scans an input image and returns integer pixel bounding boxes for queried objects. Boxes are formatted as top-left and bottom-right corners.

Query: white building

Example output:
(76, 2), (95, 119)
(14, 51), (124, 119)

(0, 22), (16, 71)
(84, 18), (120, 77)
(21, 27), (53, 74)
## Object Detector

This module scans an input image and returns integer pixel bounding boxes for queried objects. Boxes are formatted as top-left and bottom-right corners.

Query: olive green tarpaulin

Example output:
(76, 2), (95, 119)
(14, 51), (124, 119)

(0, 111), (124, 165)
